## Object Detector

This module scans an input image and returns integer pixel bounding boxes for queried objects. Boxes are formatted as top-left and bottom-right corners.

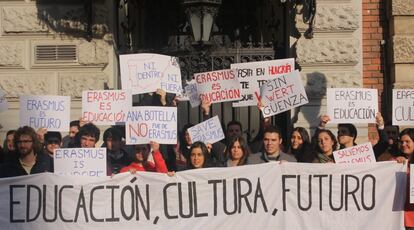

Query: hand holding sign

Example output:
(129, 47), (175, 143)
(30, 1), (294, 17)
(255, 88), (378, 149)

(150, 141), (160, 153)
(318, 114), (331, 128)
(201, 98), (212, 116)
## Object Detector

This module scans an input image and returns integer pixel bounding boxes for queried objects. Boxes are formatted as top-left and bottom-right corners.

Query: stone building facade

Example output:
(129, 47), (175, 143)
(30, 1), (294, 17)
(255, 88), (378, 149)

(0, 0), (116, 138)
(0, 0), (412, 143)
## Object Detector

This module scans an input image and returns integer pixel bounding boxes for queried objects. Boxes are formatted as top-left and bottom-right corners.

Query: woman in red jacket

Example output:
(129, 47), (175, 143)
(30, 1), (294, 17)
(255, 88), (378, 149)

(120, 141), (168, 173)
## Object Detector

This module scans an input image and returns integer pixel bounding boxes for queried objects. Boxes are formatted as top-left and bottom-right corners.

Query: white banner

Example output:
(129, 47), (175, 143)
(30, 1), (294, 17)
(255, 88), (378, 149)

(392, 89), (414, 125)
(54, 148), (107, 177)
(0, 162), (406, 230)
(0, 90), (8, 112)
(125, 106), (177, 145)
(231, 58), (295, 107)
(195, 69), (241, 104)
(120, 53), (182, 95)
(411, 164), (414, 204)
(327, 88), (378, 123)
(82, 90), (132, 125)
(260, 70), (308, 118)
(333, 142), (376, 164)
(19, 95), (71, 132)
(188, 116), (225, 144)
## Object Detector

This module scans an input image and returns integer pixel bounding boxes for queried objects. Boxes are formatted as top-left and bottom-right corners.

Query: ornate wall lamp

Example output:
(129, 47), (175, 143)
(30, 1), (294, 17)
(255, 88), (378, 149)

(181, 0), (222, 46)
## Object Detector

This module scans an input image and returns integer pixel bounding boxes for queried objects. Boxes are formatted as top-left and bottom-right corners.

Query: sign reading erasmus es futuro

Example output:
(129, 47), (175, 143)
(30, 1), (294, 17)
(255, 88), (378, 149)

(19, 95), (71, 132)
(0, 162), (405, 229)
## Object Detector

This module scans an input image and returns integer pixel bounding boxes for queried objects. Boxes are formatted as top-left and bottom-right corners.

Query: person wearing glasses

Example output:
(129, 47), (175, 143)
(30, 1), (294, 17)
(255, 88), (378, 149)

(0, 126), (52, 177)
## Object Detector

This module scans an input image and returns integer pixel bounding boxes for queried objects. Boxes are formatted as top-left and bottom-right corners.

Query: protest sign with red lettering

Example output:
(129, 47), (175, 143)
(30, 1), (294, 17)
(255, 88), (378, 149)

(19, 95), (70, 132)
(333, 142), (376, 164)
(259, 70), (308, 118)
(188, 116), (225, 144)
(327, 88), (378, 124)
(231, 58), (295, 107)
(392, 89), (414, 125)
(82, 90), (132, 125)
(120, 53), (182, 95)
(194, 69), (241, 104)
(54, 148), (107, 178)
(125, 106), (177, 145)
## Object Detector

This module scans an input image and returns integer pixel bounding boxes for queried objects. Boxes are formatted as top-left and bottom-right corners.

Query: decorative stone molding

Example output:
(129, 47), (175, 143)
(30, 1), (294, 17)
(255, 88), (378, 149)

(394, 83), (414, 89)
(0, 74), (53, 97)
(296, 5), (359, 32)
(0, 41), (24, 67)
(59, 73), (107, 98)
(301, 71), (361, 98)
(393, 36), (414, 63)
(2, 5), (108, 36)
(78, 39), (109, 65)
(392, 0), (414, 16)
(296, 38), (359, 65)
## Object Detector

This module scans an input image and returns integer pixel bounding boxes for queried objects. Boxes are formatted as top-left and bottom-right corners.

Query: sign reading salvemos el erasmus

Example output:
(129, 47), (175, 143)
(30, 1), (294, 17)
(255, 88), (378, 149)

(0, 162), (405, 229)
(327, 88), (378, 123)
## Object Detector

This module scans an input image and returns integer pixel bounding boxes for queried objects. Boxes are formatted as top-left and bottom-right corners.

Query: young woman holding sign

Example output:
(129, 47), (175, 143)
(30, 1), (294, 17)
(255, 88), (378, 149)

(120, 141), (168, 173)
(225, 136), (251, 167)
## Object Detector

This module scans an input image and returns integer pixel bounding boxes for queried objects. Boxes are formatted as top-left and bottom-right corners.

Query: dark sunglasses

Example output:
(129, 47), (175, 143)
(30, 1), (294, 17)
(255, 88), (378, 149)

(47, 140), (61, 145)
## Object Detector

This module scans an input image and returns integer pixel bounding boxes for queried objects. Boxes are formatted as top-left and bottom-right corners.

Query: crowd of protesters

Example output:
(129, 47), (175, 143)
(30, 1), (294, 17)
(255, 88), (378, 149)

(0, 89), (413, 229)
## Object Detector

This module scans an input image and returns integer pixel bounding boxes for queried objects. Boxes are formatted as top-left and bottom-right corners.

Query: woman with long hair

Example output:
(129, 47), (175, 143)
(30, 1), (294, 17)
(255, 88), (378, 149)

(287, 127), (311, 162)
(225, 136), (251, 167)
(187, 141), (213, 169)
(310, 129), (338, 163)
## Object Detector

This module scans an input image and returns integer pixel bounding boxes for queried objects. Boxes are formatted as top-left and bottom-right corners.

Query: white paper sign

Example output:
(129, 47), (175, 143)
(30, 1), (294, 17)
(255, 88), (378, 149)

(182, 79), (200, 108)
(54, 148), (107, 177)
(125, 106), (177, 145)
(0, 162), (406, 229)
(19, 95), (71, 132)
(392, 89), (414, 125)
(120, 53), (182, 95)
(82, 90), (132, 125)
(333, 142), (376, 164)
(188, 116), (225, 144)
(0, 90), (8, 113)
(231, 58), (295, 107)
(195, 69), (241, 104)
(327, 88), (378, 123)
(260, 70), (308, 118)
